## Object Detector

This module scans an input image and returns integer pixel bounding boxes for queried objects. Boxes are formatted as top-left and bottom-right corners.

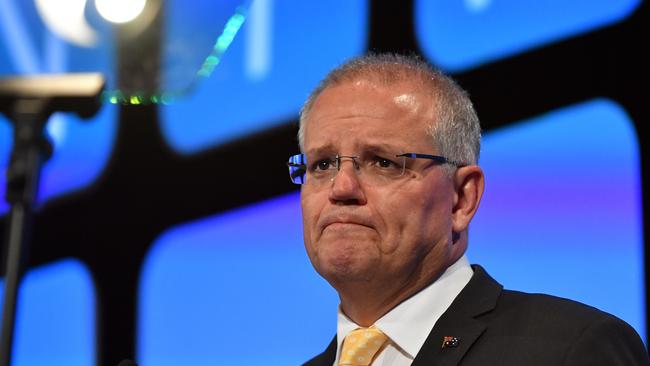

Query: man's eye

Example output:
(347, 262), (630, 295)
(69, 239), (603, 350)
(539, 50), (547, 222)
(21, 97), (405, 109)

(373, 156), (398, 169)
(314, 160), (333, 171)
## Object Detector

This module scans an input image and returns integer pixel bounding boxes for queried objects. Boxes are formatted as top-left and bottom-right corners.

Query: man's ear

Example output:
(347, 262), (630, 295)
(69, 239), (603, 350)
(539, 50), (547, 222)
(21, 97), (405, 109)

(451, 165), (485, 233)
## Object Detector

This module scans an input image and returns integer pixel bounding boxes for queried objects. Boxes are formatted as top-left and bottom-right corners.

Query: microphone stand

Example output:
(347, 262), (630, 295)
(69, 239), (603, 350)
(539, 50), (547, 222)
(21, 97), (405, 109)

(0, 73), (104, 366)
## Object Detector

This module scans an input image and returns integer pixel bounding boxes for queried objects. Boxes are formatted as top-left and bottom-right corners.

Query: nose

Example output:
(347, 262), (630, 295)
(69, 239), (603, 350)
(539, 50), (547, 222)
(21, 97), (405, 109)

(328, 158), (367, 205)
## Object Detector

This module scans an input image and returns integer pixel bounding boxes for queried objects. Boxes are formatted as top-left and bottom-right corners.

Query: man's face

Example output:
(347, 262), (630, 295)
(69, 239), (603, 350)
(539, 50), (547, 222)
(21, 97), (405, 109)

(300, 79), (463, 292)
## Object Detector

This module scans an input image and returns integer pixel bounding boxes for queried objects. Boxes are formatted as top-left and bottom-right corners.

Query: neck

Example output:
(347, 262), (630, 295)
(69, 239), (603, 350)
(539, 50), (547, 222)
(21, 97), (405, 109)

(336, 241), (467, 326)
(337, 265), (443, 327)
(339, 287), (416, 327)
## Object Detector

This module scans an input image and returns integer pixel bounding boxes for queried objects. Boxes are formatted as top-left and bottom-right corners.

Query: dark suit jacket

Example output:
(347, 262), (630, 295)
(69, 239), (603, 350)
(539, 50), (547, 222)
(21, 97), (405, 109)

(303, 265), (649, 365)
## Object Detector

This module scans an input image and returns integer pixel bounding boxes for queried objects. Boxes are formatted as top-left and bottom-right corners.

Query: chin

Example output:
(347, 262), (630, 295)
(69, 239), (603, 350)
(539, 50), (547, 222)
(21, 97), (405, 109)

(313, 242), (378, 283)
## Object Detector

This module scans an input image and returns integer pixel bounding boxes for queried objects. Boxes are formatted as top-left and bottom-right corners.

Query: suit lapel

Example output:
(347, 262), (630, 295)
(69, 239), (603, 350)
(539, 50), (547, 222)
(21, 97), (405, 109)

(411, 265), (502, 366)
(411, 315), (486, 366)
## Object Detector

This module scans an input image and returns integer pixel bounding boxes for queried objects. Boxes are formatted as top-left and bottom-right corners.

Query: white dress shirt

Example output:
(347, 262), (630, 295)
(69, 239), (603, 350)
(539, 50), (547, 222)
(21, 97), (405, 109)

(333, 255), (474, 366)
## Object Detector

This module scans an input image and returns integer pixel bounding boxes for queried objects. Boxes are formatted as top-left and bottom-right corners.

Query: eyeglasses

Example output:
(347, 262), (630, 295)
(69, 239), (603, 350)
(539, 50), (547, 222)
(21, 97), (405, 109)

(287, 152), (463, 185)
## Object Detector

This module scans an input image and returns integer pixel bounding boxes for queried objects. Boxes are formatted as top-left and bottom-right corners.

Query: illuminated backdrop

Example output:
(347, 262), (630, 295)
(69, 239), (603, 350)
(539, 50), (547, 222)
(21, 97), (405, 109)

(0, 0), (646, 365)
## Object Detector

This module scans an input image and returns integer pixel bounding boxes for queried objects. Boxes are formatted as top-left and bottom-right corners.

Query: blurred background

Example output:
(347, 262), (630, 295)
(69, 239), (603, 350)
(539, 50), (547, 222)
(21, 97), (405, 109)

(0, 0), (648, 365)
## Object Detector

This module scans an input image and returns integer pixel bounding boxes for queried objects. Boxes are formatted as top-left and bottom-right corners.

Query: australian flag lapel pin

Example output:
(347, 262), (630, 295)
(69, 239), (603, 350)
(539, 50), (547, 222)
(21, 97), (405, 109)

(442, 336), (460, 349)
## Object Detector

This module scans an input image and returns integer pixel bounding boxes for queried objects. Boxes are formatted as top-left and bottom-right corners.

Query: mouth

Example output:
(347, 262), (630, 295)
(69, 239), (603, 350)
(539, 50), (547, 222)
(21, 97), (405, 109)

(320, 215), (374, 233)
(324, 222), (369, 230)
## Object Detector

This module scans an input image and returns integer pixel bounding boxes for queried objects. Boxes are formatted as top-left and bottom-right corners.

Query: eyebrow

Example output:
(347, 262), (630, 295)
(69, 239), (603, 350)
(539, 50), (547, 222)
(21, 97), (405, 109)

(305, 142), (408, 156)
(304, 144), (337, 157)
(363, 143), (405, 154)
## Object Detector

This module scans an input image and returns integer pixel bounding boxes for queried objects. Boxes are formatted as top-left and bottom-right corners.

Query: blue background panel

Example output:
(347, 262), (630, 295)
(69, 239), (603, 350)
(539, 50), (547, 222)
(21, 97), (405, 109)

(139, 194), (338, 366)
(0, 259), (96, 366)
(415, 0), (641, 72)
(138, 98), (645, 365)
(159, 0), (368, 154)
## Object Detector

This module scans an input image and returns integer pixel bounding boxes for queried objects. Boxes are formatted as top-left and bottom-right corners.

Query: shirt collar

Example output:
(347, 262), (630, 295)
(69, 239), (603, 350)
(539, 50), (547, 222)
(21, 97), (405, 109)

(336, 255), (473, 359)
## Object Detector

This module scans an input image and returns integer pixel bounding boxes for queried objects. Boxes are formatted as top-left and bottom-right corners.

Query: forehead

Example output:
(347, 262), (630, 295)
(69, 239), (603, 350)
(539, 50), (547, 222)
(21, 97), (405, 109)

(303, 79), (437, 152)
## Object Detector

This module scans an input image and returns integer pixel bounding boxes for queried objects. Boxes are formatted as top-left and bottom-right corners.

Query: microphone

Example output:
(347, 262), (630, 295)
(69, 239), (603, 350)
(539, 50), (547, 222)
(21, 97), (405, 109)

(116, 360), (138, 366)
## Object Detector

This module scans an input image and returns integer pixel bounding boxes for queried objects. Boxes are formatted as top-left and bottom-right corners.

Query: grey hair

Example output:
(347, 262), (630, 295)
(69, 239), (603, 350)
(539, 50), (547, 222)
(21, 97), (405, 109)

(298, 53), (481, 169)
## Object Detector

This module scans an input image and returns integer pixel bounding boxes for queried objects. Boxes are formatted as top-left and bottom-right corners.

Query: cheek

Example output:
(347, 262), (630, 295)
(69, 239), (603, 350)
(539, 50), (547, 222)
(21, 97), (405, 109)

(377, 187), (453, 253)
(417, 188), (455, 246)
(420, 197), (452, 243)
(300, 190), (325, 247)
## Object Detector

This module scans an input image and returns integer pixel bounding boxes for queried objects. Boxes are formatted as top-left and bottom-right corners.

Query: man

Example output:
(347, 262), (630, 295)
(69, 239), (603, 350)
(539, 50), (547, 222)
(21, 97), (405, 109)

(287, 53), (649, 366)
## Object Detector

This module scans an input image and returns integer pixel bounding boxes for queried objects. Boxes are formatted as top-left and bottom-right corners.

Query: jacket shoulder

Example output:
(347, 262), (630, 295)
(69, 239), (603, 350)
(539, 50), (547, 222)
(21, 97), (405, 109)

(459, 266), (649, 365)
(481, 289), (649, 365)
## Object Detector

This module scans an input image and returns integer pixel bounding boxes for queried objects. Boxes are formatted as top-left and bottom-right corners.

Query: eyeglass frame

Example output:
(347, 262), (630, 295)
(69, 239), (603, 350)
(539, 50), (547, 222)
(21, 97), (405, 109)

(286, 152), (465, 185)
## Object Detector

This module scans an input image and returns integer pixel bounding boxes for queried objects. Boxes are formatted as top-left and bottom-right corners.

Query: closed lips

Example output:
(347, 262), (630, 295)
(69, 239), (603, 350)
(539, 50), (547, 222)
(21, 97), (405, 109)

(320, 215), (374, 231)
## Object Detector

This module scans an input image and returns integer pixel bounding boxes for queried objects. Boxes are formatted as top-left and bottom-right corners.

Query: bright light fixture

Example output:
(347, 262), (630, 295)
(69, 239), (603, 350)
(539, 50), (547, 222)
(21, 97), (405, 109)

(34, 0), (97, 47)
(95, 0), (146, 24)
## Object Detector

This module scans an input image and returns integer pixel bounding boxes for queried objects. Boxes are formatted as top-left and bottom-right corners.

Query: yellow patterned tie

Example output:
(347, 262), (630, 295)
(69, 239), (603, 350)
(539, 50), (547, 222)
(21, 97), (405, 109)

(338, 327), (388, 366)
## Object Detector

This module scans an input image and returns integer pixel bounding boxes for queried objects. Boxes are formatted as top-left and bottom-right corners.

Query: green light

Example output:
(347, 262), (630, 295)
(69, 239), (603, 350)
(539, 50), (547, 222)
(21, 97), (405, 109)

(161, 92), (174, 105)
(205, 55), (219, 66)
(197, 6), (247, 77)
(215, 39), (228, 53)
(224, 24), (237, 35)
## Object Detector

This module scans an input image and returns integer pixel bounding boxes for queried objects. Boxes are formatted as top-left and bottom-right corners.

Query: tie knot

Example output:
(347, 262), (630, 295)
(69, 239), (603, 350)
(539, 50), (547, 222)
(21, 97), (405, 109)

(338, 327), (388, 366)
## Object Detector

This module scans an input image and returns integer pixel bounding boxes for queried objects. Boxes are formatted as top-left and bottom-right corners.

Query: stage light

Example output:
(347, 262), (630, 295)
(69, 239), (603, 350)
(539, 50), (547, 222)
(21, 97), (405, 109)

(34, 0), (97, 47)
(95, 0), (146, 24)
